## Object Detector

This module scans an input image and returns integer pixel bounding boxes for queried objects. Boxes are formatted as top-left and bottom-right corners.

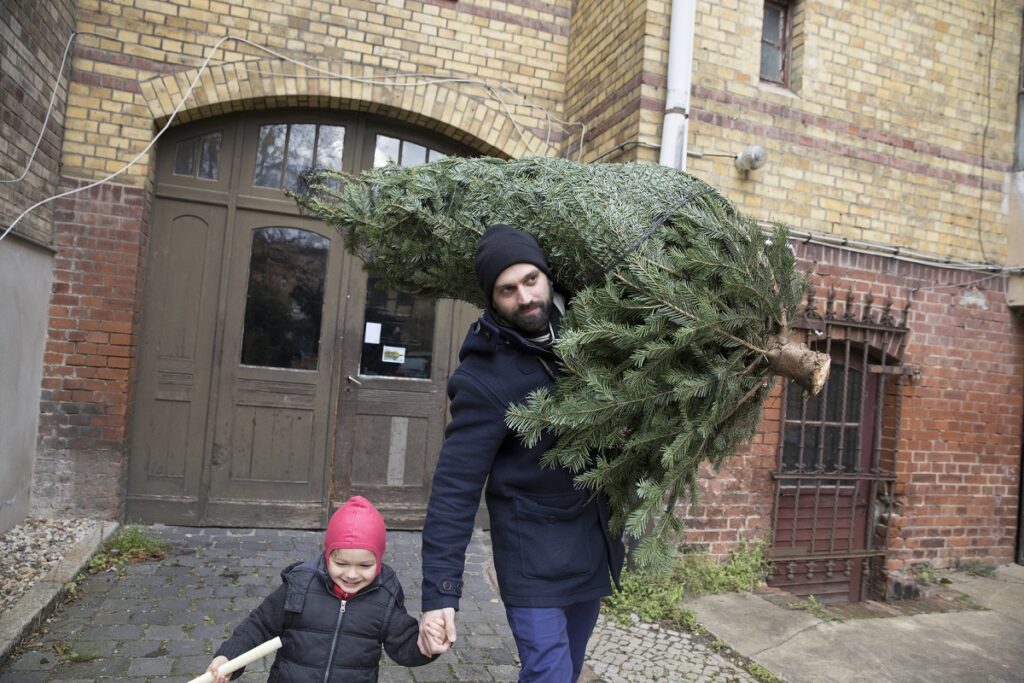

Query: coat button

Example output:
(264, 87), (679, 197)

(442, 580), (452, 591)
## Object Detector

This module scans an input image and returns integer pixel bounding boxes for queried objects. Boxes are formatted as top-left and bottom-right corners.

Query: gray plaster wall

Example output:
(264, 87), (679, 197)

(0, 238), (54, 533)
(0, 0), (78, 532)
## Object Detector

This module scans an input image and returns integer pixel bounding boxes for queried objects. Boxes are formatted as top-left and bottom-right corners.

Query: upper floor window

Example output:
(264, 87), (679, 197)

(760, 2), (789, 86)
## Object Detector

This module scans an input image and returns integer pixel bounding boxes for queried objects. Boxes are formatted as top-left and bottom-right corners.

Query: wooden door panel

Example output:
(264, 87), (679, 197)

(206, 213), (341, 526)
(230, 405), (315, 484)
(126, 202), (226, 523)
(347, 397), (443, 522)
(332, 283), (455, 528)
(131, 115), (472, 528)
(773, 489), (857, 548)
(142, 399), (191, 478)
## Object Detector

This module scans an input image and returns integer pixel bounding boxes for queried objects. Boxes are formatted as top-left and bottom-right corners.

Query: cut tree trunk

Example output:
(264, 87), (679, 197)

(765, 335), (830, 394)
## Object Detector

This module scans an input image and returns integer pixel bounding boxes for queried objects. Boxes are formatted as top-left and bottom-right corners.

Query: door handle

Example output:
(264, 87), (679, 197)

(346, 375), (362, 386)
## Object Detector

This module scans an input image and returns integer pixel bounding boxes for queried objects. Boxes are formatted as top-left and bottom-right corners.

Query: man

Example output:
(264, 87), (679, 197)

(418, 224), (624, 682)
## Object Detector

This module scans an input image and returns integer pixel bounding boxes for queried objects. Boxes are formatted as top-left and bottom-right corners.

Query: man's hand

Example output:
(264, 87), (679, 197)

(418, 607), (457, 656)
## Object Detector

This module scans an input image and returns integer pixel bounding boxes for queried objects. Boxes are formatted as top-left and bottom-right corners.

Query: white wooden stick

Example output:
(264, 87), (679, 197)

(187, 637), (283, 683)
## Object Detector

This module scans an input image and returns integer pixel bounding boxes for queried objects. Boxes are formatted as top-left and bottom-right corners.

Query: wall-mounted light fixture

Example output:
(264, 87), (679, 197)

(734, 145), (768, 172)
(687, 144), (768, 175)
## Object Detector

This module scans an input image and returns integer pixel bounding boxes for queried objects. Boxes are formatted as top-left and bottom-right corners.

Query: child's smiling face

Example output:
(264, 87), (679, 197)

(328, 548), (377, 594)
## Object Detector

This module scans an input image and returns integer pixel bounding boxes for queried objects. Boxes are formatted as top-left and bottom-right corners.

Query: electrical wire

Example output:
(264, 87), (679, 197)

(0, 31), (76, 184)
(0, 32), (586, 242)
(228, 54), (585, 159)
(975, 0), (999, 264)
(1, 33), (234, 242)
(908, 271), (1005, 292)
(781, 225), (1023, 275)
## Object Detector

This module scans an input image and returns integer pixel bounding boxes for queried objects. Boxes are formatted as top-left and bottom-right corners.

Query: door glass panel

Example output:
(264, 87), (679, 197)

(197, 132), (222, 180)
(403, 141), (427, 167)
(173, 132), (222, 180)
(359, 134), (448, 379)
(374, 135), (401, 166)
(285, 124), (316, 189)
(359, 272), (434, 379)
(254, 124), (287, 188)
(174, 138), (197, 176)
(240, 227), (329, 370)
(781, 363), (864, 485)
(316, 125), (346, 169)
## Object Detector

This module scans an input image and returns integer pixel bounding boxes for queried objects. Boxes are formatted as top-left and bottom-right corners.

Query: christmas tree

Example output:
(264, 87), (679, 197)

(293, 156), (828, 571)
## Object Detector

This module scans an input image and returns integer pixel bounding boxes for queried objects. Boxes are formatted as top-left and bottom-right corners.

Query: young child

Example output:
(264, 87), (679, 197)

(205, 496), (441, 682)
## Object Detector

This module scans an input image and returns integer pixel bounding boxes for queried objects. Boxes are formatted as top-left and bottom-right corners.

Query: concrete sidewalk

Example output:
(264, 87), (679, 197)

(685, 563), (1024, 683)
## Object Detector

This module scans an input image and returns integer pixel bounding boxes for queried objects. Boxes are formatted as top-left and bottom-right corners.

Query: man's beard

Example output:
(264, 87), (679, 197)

(499, 296), (552, 334)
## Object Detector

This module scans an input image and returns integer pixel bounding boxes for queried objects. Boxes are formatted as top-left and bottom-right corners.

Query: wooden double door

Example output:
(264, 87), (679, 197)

(126, 111), (476, 528)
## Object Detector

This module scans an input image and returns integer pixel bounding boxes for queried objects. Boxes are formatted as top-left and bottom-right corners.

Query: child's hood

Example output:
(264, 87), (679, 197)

(324, 496), (386, 576)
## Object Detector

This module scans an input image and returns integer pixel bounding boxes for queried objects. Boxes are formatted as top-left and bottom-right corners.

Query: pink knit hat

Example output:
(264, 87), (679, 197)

(324, 496), (386, 578)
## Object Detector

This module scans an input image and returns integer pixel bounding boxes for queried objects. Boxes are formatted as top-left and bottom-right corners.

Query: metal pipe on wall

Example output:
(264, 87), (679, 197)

(658, 0), (697, 171)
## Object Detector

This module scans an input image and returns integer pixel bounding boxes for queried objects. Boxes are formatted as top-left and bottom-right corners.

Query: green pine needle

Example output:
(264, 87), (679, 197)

(292, 156), (808, 570)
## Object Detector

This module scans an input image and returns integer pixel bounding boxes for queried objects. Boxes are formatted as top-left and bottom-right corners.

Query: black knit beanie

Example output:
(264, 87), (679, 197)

(473, 224), (553, 302)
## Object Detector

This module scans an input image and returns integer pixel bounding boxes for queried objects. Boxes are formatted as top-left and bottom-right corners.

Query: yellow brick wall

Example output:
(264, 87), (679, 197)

(0, 0), (77, 244)
(61, 0), (1024, 264)
(565, 0), (654, 163)
(66, 0), (574, 185)
(679, 0), (1020, 263)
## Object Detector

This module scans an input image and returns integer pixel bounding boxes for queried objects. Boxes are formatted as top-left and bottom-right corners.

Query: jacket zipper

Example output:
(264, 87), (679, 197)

(323, 599), (346, 683)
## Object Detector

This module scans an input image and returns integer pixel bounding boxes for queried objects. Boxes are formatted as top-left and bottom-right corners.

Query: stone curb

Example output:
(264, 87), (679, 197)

(0, 520), (120, 667)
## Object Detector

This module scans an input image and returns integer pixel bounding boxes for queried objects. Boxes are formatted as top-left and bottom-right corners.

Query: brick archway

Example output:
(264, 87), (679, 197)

(139, 58), (552, 159)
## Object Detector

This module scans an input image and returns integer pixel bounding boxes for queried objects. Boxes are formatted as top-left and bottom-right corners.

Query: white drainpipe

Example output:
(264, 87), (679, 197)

(658, 0), (697, 170)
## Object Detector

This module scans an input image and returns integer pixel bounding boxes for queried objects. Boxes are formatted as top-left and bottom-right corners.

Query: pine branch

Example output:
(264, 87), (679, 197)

(291, 156), (829, 571)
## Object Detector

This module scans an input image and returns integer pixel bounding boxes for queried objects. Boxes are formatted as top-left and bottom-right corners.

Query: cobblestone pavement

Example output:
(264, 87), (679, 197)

(587, 620), (760, 683)
(0, 526), (768, 682)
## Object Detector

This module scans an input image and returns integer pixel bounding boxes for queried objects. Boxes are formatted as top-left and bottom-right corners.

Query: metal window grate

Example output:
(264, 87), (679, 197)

(769, 285), (911, 603)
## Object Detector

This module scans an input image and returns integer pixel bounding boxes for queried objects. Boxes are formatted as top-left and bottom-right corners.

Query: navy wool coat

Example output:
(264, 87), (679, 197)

(421, 309), (624, 611)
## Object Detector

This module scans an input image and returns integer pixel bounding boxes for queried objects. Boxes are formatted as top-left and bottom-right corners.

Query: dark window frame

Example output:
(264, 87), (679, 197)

(760, 1), (791, 87)
(1014, 11), (1024, 171)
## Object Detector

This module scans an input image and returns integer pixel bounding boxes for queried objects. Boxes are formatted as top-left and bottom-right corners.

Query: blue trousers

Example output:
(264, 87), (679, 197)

(504, 599), (602, 683)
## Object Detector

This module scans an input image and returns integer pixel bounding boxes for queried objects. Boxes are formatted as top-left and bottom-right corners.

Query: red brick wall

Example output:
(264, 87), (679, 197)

(682, 241), (1023, 570)
(33, 178), (149, 517)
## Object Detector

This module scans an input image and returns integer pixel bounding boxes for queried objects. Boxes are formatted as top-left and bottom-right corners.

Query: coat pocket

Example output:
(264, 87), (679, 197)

(515, 494), (596, 580)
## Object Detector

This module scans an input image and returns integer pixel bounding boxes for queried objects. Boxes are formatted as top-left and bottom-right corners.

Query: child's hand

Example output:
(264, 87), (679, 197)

(418, 607), (456, 656)
(207, 655), (230, 683)
(426, 617), (448, 645)
(425, 616), (452, 653)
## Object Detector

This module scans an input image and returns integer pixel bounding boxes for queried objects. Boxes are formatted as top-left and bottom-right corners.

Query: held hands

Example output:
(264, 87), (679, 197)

(417, 607), (457, 656)
(205, 655), (230, 683)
